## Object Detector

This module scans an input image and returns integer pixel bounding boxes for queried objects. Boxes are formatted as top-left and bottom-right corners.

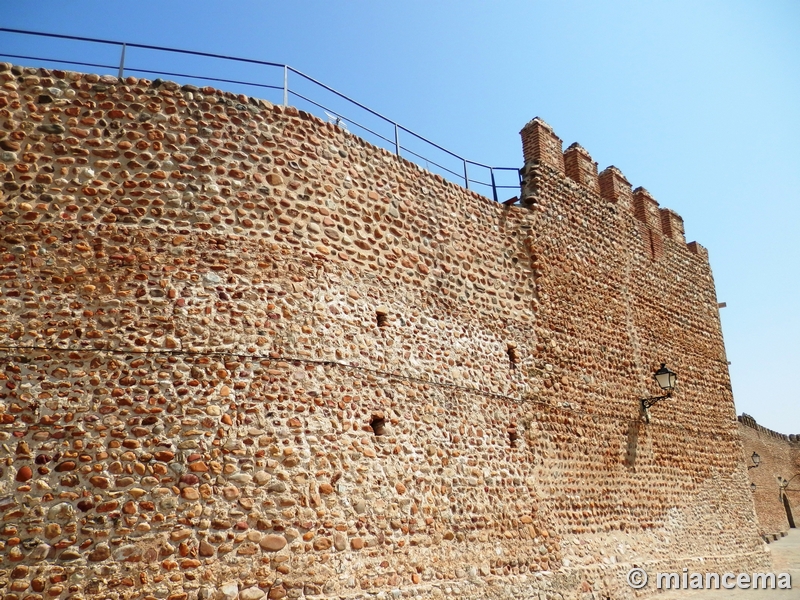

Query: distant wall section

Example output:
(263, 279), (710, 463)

(739, 414), (800, 539)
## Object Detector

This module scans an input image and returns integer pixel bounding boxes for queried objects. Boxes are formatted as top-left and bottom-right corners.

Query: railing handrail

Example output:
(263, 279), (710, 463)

(0, 27), (287, 69)
(0, 27), (521, 201)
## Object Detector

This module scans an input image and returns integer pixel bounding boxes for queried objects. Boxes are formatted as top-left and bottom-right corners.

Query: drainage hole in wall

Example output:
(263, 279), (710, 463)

(376, 310), (389, 328)
(370, 416), (386, 436)
(507, 344), (519, 369)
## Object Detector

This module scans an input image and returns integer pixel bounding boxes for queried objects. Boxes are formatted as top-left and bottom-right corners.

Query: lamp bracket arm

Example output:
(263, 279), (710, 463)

(641, 391), (672, 410)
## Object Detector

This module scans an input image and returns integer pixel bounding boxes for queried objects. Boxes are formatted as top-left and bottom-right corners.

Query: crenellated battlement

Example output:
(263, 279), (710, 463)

(520, 117), (697, 257)
(739, 413), (800, 443)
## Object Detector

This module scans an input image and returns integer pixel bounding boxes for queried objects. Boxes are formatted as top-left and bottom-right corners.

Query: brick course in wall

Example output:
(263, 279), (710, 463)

(738, 414), (800, 540)
(0, 64), (770, 600)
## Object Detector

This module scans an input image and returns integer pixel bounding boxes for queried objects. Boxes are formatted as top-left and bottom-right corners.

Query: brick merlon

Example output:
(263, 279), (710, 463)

(520, 117), (564, 172)
(564, 143), (599, 192)
(598, 165), (632, 204)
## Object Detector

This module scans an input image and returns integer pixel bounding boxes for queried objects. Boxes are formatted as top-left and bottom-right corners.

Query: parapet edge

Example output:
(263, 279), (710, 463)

(0, 62), (507, 215)
(738, 413), (800, 443)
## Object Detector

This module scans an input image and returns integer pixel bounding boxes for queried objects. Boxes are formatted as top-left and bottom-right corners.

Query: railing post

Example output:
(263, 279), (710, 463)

(490, 167), (498, 202)
(394, 124), (400, 156)
(117, 43), (126, 79)
(283, 65), (288, 107)
(463, 160), (469, 190)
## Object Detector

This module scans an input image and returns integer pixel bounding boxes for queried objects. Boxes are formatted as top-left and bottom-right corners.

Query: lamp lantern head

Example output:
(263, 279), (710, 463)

(653, 363), (677, 392)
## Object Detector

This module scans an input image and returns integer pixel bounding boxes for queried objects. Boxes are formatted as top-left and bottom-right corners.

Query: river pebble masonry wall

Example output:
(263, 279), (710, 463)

(0, 63), (770, 600)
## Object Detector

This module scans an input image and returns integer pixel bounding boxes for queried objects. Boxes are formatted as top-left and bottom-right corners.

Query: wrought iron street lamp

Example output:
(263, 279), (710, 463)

(749, 452), (761, 469)
(641, 364), (678, 414)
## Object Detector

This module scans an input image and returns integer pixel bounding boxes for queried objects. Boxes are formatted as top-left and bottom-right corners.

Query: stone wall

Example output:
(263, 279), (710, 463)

(738, 414), (800, 539)
(0, 63), (769, 600)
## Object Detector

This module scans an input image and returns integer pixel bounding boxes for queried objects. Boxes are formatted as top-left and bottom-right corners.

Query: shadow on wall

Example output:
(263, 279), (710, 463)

(783, 494), (796, 529)
(625, 422), (640, 469)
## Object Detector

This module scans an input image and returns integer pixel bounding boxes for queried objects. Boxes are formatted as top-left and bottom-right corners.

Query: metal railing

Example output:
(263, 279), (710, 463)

(0, 28), (521, 202)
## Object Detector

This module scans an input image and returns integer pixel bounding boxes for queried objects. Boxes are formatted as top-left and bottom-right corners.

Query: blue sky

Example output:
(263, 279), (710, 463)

(2, 1), (799, 432)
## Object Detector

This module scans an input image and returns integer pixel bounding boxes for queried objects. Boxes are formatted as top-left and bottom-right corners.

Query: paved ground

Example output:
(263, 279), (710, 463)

(649, 529), (799, 598)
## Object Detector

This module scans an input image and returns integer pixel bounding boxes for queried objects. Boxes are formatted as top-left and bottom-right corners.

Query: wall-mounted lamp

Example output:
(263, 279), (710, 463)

(748, 452), (761, 469)
(640, 364), (678, 421)
(751, 483), (757, 492)
(780, 474), (799, 491)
